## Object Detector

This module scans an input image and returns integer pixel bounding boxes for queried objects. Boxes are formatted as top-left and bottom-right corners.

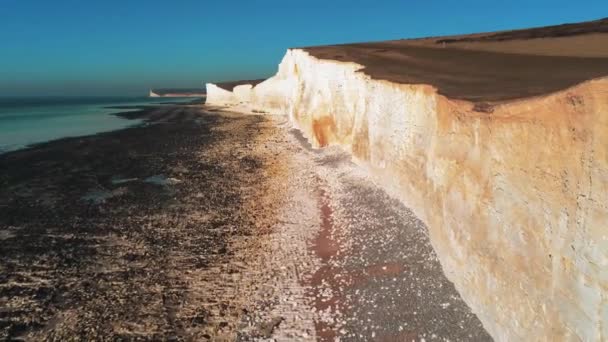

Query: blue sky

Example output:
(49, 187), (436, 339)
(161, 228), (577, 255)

(0, 0), (606, 96)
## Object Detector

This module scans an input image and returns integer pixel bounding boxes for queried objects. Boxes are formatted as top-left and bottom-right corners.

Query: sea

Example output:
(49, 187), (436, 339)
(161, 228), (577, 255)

(0, 96), (196, 153)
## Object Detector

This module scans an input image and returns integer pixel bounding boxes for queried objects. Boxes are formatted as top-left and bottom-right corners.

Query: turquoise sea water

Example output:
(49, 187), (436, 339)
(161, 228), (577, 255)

(0, 97), (195, 153)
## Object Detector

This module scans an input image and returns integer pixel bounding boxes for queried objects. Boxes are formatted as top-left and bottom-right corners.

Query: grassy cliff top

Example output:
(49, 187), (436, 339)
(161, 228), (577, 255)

(303, 18), (608, 103)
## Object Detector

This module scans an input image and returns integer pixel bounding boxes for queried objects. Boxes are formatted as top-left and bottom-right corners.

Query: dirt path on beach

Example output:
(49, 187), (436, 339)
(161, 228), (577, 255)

(0, 104), (490, 341)
(249, 113), (491, 341)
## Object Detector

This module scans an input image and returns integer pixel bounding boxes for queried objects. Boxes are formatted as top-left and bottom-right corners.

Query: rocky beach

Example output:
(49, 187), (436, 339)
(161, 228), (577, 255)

(0, 102), (489, 340)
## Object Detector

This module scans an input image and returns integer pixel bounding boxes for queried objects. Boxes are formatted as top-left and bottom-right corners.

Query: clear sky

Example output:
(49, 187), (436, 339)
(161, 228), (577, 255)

(1, 0), (606, 96)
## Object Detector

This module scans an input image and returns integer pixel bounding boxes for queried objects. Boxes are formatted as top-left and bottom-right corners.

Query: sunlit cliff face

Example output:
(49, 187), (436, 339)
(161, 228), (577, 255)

(206, 48), (608, 342)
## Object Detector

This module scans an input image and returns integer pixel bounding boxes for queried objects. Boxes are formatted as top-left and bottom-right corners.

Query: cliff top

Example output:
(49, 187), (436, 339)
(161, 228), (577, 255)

(214, 79), (267, 92)
(303, 18), (608, 103)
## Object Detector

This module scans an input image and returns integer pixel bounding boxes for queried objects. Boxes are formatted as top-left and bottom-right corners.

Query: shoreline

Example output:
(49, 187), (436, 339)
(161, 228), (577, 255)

(0, 103), (280, 339)
(0, 98), (203, 156)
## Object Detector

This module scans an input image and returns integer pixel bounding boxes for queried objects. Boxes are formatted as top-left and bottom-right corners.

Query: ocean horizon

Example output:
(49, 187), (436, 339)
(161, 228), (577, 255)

(0, 96), (197, 153)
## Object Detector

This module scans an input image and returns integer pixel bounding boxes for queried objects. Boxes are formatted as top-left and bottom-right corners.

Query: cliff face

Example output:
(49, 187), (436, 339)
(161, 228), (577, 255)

(206, 49), (608, 341)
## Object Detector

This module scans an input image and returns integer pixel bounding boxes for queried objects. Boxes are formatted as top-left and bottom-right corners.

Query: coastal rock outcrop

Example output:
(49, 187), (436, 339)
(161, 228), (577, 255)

(206, 49), (608, 341)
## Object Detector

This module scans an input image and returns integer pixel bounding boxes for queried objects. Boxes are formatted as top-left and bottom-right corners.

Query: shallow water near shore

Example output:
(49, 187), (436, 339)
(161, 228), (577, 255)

(0, 96), (197, 153)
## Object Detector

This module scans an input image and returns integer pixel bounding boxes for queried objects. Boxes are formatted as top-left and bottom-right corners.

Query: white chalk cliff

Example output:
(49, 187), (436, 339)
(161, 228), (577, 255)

(206, 49), (608, 341)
